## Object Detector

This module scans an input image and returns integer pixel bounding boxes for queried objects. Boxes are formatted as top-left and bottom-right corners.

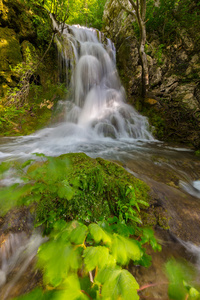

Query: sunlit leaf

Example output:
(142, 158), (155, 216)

(55, 275), (89, 300)
(37, 239), (81, 287)
(57, 180), (74, 200)
(88, 223), (112, 246)
(83, 246), (115, 271)
(69, 222), (88, 245)
(0, 161), (12, 175)
(97, 268), (139, 300)
(165, 259), (197, 300)
(111, 234), (142, 265)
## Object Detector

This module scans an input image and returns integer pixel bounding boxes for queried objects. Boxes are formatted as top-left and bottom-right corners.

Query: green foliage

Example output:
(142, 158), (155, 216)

(0, 153), (150, 234)
(15, 218), (161, 300)
(165, 259), (200, 300)
(142, 107), (166, 139)
(20, 0), (107, 30)
(146, 0), (200, 44)
(195, 150), (200, 157)
(1, 154), (162, 299)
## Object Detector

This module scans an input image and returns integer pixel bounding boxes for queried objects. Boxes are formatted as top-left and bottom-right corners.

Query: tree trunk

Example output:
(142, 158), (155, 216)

(139, 19), (149, 99)
(116, 0), (149, 101)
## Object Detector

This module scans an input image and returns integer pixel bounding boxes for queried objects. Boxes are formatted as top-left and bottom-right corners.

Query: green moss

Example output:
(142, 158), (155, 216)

(36, 153), (150, 224)
(195, 150), (200, 157)
(142, 107), (166, 140)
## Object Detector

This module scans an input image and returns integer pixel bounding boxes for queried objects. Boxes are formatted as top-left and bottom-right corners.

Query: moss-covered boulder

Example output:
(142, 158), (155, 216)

(35, 153), (151, 227)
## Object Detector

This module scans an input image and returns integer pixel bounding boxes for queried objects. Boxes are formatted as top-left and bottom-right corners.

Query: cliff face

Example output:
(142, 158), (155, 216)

(103, 0), (200, 148)
(0, 0), (59, 97)
(0, 0), (63, 135)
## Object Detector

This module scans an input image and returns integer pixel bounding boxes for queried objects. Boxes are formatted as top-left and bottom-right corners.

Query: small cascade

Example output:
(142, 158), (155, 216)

(53, 22), (154, 141)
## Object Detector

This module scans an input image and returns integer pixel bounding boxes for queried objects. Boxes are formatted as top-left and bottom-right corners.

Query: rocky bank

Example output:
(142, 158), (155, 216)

(103, 0), (200, 148)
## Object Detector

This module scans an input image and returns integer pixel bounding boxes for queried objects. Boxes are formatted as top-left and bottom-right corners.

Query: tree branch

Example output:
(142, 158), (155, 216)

(128, 0), (137, 11)
(116, 0), (135, 16)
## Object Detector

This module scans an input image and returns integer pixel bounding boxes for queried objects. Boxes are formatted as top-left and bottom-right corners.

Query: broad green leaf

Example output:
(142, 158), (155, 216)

(183, 281), (200, 299)
(69, 223), (88, 245)
(165, 260), (196, 300)
(83, 246), (115, 271)
(88, 223), (112, 246)
(37, 240), (80, 286)
(55, 275), (89, 300)
(100, 268), (139, 300)
(0, 183), (33, 216)
(111, 235), (142, 265)
(57, 180), (74, 200)
(189, 287), (200, 299)
(0, 161), (12, 175)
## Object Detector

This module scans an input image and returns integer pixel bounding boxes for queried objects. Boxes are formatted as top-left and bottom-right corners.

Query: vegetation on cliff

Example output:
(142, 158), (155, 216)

(103, 0), (200, 148)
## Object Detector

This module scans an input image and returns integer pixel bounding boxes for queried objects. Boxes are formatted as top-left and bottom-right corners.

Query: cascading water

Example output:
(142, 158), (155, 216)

(0, 24), (154, 159)
(57, 25), (154, 141)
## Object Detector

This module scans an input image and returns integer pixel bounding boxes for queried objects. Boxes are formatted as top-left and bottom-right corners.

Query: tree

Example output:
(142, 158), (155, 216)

(116, 0), (149, 100)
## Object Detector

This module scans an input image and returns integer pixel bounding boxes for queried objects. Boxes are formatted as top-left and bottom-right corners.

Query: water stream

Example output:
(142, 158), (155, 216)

(0, 25), (200, 299)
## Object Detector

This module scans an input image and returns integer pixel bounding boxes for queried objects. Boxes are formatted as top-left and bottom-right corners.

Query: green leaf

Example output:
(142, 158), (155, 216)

(0, 161), (12, 175)
(37, 239), (80, 287)
(165, 259), (196, 300)
(69, 223), (88, 245)
(57, 180), (74, 200)
(99, 268), (139, 300)
(140, 228), (161, 251)
(189, 287), (200, 299)
(21, 159), (34, 169)
(183, 281), (200, 299)
(55, 275), (89, 300)
(88, 223), (112, 246)
(137, 199), (149, 207)
(32, 153), (46, 157)
(83, 246), (115, 271)
(111, 235), (142, 265)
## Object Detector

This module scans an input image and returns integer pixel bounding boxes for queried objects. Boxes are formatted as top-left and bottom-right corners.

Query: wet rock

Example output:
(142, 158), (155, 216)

(103, 1), (200, 147)
(0, 206), (35, 236)
(125, 152), (200, 244)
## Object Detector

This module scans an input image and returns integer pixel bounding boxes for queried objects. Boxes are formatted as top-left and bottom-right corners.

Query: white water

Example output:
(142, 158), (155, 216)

(0, 232), (46, 299)
(0, 25), (154, 161)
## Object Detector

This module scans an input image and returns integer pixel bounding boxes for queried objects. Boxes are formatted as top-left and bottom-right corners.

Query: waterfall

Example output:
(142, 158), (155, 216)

(54, 24), (154, 141)
(0, 23), (155, 159)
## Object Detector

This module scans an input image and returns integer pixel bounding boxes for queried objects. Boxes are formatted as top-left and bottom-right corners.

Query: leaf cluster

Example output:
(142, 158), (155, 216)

(15, 219), (161, 300)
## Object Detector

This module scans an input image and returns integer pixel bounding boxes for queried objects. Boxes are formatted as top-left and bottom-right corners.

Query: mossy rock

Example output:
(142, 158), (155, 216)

(0, 27), (22, 92)
(36, 153), (150, 226)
